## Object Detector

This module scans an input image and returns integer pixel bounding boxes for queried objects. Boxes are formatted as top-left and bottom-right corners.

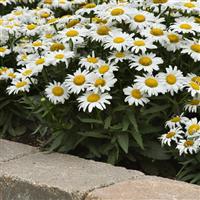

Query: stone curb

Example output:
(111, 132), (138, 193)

(0, 139), (144, 200)
(0, 139), (199, 200)
(85, 176), (200, 200)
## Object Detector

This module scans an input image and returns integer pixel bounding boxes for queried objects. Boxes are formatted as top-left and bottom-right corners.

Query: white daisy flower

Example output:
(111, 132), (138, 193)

(59, 27), (88, 45)
(128, 9), (155, 30)
(46, 50), (74, 67)
(159, 127), (183, 146)
(97, 5), (130, 24)
(104, 31), (133, 51)
(165, 114), (189, 129)
(76, 3), (97, 15)
(184, 97), (200, 113)
(185, 118), (200, 138)
(158, 66), (186, 95)
(95, 61), (119, 75)
(161, 31), (184, 52)
(170, 17), (199, 35)
(141, 24), (166, 43)
(181, 39), (200, 62)
(77, 92), (112, 112)
(184, 77), (200, 97)
(79, 52), (102, 70)
(0, 46), (11, 57)
(178, 1), (200, 13)
(108, 51), (133, 63)
(130, 37), (157, 54)
(130, 53), (163, 73)
(134, 73), (165, 96)
(123, 84), (150, 106)
(89, 24), (112, 43)
(7, 78), (32, 94)
(15, 66), (38, 79)
(87, 73), (117, 93)
(45, 81), (69, 104)
(176, 139), (199, 155)
(64, 69), (91, 94)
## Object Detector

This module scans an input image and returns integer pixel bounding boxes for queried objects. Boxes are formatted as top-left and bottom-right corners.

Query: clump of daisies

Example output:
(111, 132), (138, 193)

(160, 114), (200, 155)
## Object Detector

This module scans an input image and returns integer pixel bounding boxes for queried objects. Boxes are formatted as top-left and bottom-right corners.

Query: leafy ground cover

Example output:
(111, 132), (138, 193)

(0, 0), (200, 183)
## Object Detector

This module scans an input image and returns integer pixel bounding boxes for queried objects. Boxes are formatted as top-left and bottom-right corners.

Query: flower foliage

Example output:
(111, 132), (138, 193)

(0, 0), (200, 182)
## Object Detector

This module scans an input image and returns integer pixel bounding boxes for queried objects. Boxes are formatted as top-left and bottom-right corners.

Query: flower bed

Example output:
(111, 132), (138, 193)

(0, 0), (199, 184)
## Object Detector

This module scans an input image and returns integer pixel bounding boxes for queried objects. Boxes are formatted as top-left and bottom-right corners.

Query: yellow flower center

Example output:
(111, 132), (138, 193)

(95, 78), (106, 87)
(188, 124), (200, 135)
(170, 116), (180, 123)
(184, 2), (196, 8)
(40, 12), (50, 18)
(184, 140), (194, 147)
(21, 54), (27, 61)
(145, 78), (158, 88)
(87, 94), (100, 102)
(153, 0), (168, 3)
(66, 30), (79, 37)
(115, 52), (125, 58)
(52, 86), (64, 96)
(27, 24), (37, 30)
(14, 11), (23, 16)
(139, 56), (152, 66)
(22, 69), (32, 76)
(113, 37), (125, 43)
(190, 81), (199, 90)
(44, 0), (52, 4)
(166, 131), (175, 138)
(180, 23), (192, 30)
(134, 40), (145, 46)
(32, 41), (42, 47)
(111, 8), (124, 16)
(131, 89), (142, 99)
(66, 19), (80, 28)
(83, 3), (96, 8)
(190, 99), (200, 105)
(8, 73), (16, 78)
(87, 57), (98, 63)
(134, 14), (146, 22)
(73, 75), (86, 85)
(98, 65), (109, 74)
(0, 47), (6, 52)
(96, 25), (110, 35)
(50, 43), (65, 51)
(47, 18), (58, 24)
(55, 54), (64, 59)
(35, 58), (45, 65)
(16, 81), (27, 88)
(195, 17), (200, 23)
(191, 44), (200, 53)
(192, 76), (200, 84)
(45, 33), (53, 39)
(166, 74), (177, 85)
(167, 34), (179, 43)
(150, 28), (164, 36)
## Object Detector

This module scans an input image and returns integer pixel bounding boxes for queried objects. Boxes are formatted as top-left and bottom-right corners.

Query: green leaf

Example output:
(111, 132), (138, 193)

(117, 134), (129, 153)
(127, 111), (144, 149)
(141, 104), (170, 115)
(77, 131), (110, 139)
(129, 129), (144, 149)
(104, 116), (112, 129)
(122, 117), (129, 131)
(78, 116), (103, 124)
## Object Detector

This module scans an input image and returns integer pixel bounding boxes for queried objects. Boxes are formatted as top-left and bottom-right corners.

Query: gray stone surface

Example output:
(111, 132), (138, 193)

(0, 139), (144, 200)
(86, 176), (200, 200)
(0, 139), (37, 163)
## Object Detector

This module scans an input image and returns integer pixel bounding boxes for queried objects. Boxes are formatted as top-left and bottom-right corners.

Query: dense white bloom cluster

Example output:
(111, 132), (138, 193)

(0, 0), (199, 114)
(160, 114), (200, 155)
